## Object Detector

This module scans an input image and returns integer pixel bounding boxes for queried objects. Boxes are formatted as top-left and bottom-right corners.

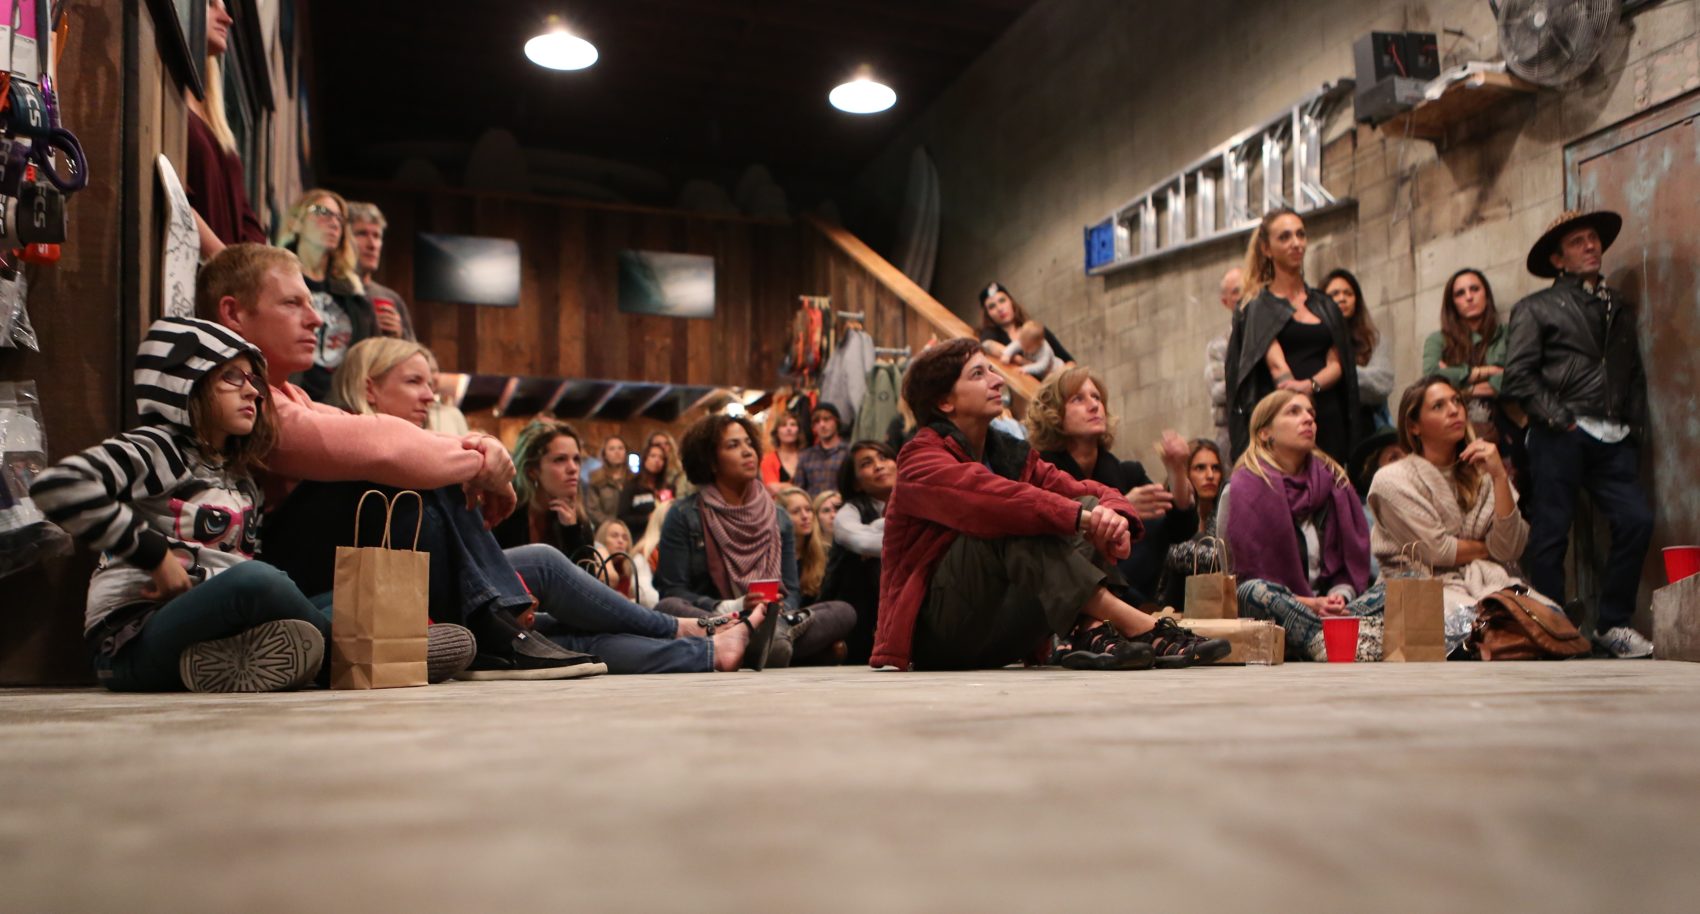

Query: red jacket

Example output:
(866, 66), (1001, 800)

(872, 426), (1141, 670)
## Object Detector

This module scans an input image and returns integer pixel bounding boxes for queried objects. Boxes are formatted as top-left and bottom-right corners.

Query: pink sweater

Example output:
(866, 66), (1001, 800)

(262, 381), (485, 507)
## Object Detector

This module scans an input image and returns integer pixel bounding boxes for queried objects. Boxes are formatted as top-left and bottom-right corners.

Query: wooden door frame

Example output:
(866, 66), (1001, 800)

(1565, 90), (1700, 207)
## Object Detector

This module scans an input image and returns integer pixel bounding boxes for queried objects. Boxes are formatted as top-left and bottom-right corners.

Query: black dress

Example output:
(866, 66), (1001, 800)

(1273, 318), (1352, 465)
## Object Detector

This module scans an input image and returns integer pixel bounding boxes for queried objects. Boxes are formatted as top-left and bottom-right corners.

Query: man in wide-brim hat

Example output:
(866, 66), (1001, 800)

(1502, 208), (1654, 658)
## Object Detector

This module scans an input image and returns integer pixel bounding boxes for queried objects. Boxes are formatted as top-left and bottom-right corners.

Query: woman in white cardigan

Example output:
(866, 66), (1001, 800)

(1367, 376), (1556, 652)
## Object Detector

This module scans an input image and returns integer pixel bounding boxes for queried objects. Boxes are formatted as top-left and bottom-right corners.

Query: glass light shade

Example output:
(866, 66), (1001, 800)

(829, 78), (896, 114)
(525, 30), (598, 71)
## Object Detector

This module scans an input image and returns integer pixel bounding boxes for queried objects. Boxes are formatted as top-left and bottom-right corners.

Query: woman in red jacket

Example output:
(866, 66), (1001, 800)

(874, 339), (1228, 671)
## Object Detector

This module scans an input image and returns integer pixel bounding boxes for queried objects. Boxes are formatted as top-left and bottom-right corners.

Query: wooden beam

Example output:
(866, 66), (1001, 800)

(802, 215), (1039, 403)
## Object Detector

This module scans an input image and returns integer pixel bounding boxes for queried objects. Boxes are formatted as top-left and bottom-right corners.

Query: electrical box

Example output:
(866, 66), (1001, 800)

(1352, 31), (1441, 123)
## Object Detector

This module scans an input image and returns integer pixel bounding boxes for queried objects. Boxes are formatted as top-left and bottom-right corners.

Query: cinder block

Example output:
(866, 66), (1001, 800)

(1653, 574), (1700, 662)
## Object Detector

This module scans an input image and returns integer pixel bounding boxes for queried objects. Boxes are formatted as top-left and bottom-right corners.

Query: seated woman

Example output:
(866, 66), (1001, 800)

(812, 489), (843, 545)
(655, 415), (856, 669)
(778, 487), (829, 605)
(584, 435), (630, 527)
(1220, 389), (1383, 661)
(823, 441), (896, 663)
(1368, 377), (1546, 655)
(617, 442), (677, 538)
(1162, 439), (1226, 599)
(491, 420), (593, 555)
(761, 413), (805, 494)
(593, 518), (658, 608)
(874, 339), (1227, 672)
(1026, 366), (1198, 608)
(977, 281), (1075, 369)
(328, 338), (762, 674)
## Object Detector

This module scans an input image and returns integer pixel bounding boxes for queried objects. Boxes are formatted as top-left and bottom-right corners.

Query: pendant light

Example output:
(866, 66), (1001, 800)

(525, 16), (598, 71)
(829, 68), (896, 114)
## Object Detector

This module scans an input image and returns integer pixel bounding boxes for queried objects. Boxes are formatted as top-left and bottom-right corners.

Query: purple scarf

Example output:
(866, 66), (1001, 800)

(1225, 457), (1370, 597)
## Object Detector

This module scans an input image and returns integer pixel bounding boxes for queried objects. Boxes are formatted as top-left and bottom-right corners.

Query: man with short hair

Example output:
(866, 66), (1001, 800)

(199, 244), (603, 679)
(346, 201), (417, 341)
(792, 403), (850, 497)
(1503, 209), (1654, 659)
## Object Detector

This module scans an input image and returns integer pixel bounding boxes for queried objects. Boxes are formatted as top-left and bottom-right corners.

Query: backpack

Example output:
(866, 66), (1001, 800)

(1469, 587), (1591, 661)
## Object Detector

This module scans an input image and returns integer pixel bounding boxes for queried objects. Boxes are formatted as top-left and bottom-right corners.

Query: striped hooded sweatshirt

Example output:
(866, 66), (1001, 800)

(30, 318), (268, 646)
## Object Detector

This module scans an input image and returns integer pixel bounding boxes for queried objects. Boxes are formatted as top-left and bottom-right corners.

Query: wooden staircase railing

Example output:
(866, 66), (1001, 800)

(804, 215), (1040, 403)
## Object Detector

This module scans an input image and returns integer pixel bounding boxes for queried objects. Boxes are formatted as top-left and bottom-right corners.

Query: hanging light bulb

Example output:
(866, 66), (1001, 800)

(829, 68), (896, 114)
(525, 16), (598, 71)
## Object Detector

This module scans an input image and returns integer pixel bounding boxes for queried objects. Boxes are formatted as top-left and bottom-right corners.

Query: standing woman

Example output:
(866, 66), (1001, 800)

(826, 441), (897, 663)
(1226, 208), (1360, 465)
(1423, 269), (1521, 484)
(1323, 269), (1393, 433)
(584, 436), (630, 528)
(977, 282), (1075, 368)
(618, 443), (676, 538)
(1220, 390), (1383, 661)
(278, 189), (376, 401)
(185, 1), (266, 255)
(762, 413), (806, 494)
(492, 420), (595, 555)
(654, 415), (856, 668)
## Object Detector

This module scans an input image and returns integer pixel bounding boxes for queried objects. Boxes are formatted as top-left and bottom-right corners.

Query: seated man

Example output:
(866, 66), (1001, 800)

(197, 244), (600, 680)
(872, 338), (1228, 672)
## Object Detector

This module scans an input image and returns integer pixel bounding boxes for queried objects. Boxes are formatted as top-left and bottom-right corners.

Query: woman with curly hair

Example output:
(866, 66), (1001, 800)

(1025, 366), (1197, 608)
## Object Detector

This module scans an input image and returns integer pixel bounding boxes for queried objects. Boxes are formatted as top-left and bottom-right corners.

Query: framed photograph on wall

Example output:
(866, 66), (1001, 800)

(617, 251), (716, 319)
(145, 0), (207, 99)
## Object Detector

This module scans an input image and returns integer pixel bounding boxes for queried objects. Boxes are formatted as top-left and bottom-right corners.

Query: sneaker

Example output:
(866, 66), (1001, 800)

(1594, 626), (1654, 659)
(1131, 616), (1232, 668)
(426, 623), (477, 684)
(179, 619), (324, 693)
(458, 611), (608, 681)
(1055, 623), (1155, 670)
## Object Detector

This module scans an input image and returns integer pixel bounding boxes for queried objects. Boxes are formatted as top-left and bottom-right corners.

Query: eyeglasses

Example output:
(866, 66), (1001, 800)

(304, 203), (344, 225)
(215, 367), (266, 398)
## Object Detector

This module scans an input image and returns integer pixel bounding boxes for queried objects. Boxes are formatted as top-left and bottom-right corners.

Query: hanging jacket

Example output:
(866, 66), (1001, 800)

(819, 329), (875, 429)
(853, 362), (902, 444)
(30, 318), (269, 645)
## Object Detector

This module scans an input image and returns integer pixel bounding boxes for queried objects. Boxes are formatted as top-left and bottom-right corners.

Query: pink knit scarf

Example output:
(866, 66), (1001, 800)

(698, 480), (783, 597)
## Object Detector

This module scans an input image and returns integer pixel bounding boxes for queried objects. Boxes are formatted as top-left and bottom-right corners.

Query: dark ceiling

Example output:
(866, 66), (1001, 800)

(309, 0), (1035, 205)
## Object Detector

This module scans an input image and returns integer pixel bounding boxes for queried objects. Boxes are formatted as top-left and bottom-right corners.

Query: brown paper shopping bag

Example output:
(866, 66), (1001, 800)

(330, 490), (430, 689)
(1183, 536), (1238, 619)
(1382, 543), (1446, 663)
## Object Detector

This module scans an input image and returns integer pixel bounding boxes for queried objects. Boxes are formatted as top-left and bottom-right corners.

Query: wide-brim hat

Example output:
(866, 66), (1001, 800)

(1349, 428), (1401, 499)
(1526, 209), (1621, 278)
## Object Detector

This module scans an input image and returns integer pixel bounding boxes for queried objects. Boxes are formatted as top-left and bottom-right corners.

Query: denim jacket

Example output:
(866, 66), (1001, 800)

(654, 493), (801, 614)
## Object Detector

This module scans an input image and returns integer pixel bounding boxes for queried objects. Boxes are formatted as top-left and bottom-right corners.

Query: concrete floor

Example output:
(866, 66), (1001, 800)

(3, 662), (1699, 913)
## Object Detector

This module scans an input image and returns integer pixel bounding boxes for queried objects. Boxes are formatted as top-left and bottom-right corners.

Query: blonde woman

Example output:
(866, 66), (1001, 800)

(326, 337), (434, 420)
(185, 1), (265, 254)
(1224, 207), (1360, 465)
(811, 489), (843, 546)
(1219, 389), (1383, 661)
(778, 487), (827, 602)
(594, 519), (659, 608)
(278, 189), (373, 401)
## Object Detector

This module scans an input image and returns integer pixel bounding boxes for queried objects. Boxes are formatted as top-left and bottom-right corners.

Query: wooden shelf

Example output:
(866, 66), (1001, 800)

(1378, 72), (1538, 141)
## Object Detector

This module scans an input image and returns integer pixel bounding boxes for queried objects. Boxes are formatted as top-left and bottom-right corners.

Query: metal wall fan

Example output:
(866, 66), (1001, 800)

(1493, 0), (1621, 86)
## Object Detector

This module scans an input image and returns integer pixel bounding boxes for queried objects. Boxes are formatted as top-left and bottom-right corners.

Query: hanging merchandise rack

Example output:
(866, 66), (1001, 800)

(1083, 80), (1356, 275)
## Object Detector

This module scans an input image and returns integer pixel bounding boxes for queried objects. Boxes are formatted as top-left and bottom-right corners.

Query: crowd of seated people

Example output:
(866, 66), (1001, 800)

(35, 23), (1659, 695)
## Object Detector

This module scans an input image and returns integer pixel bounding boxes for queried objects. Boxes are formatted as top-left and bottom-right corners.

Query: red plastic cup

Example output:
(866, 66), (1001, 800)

(1321, 616), (1360, 663)
(1663, 546), (1700, 585)
(749, 580), (781, 603)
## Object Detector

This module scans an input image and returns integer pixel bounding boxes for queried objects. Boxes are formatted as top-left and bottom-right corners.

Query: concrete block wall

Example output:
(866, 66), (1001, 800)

(854, 0), (1699, 451)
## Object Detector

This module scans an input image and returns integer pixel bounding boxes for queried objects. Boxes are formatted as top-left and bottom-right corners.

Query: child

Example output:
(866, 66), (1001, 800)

(30, 318), (330, 692)
(1002, 320), (1056, 378)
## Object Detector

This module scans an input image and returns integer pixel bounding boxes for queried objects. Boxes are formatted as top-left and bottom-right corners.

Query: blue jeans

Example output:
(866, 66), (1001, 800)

(94, 562), (330, 692)
(1523, 426), (1653, 630)
(505, 544), (712, 674)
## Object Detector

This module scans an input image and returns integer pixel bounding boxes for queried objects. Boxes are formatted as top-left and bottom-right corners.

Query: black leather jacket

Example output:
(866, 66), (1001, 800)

(1502, 274), (1646, 432)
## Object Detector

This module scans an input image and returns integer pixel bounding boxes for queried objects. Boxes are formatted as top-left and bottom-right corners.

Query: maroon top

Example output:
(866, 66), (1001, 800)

(185, 111), (267, 246)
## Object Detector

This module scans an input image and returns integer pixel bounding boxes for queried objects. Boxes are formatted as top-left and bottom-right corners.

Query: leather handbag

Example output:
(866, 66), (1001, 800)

(1470, 586), (1591, 661)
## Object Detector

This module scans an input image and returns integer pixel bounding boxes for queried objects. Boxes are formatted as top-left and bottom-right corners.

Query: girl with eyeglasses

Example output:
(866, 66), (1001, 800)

(30, 318), (338, 692)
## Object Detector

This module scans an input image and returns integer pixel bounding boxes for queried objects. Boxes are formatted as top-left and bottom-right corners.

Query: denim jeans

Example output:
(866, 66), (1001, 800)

(506, 544), (712, 674)
(261, 482), (533, 626)
(94, 562), (330, 692)
(1523, 425), (1654, 630)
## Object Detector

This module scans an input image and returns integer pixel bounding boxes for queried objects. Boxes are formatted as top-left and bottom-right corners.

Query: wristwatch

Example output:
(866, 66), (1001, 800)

(1309, 378), (1321, 395)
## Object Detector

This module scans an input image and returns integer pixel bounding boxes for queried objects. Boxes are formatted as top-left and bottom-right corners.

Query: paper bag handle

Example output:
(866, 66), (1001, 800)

(352, 489), (426, 551)
(1191, 535), (1231, 575)
(1395, 541), (1433, 577)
